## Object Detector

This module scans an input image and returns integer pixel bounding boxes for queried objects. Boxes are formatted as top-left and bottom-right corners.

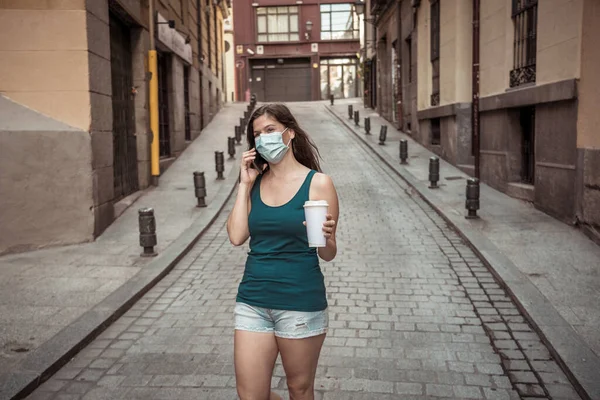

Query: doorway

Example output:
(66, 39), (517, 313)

(110, 13), (138, 200)
(320, 58), (358, 100)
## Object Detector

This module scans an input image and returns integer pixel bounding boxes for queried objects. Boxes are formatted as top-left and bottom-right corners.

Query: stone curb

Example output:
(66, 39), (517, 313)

(1, 163), (240, 400)
(325, 104), (599, 400)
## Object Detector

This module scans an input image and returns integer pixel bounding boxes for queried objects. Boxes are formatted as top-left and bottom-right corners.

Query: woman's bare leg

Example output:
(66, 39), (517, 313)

(235, 330), (280, 400)
(276, 334), (326, 400)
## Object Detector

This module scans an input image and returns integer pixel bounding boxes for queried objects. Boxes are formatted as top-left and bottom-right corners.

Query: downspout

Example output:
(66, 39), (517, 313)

(148, 0), (160, 185)
(472, 0), (480, 179)
(396, 0), (403, 130)
(197, 0), (204, 129)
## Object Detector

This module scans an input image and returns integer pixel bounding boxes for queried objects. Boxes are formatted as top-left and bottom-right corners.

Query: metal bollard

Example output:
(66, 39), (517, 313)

(234, 126), (242, 145)
(244, 110), (249, 121)
(465, 178), (480, 219)
(240, 117), (245, 131)
(228, 137), (236, 159)
(138, 208), (157, 257)
(193, 171), (207, 208)
(429, 156), (440, 188)
(354, 110), (360, 126)
(330, 94), (334, 106)
(215, 151), (225, 180)
(399, 139), (408, 164)
(365, 117), (371, 135)
(348, 104), (353, 119)
(378, 125), (388, 145)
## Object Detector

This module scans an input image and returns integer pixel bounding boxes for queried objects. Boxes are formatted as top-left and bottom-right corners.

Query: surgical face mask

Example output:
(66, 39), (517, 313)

(255, 127), (291, 164)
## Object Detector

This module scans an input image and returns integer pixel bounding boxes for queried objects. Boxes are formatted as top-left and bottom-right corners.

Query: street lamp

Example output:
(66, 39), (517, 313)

(354, 0), (365, 15)
(305, 20), (313, 40)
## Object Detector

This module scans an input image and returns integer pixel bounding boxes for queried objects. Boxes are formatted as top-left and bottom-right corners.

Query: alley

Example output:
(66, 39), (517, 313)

(27, 103), (581, 400)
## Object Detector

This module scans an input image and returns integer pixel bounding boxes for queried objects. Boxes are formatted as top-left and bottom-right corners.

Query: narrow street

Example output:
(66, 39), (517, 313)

(27, 103), (581, 400)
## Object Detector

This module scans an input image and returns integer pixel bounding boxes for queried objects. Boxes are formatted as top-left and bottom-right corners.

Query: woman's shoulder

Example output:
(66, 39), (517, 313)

(310, 171), (335, 191)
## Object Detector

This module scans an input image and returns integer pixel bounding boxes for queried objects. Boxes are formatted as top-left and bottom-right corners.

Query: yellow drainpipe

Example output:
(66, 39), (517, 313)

(149, 0), (160, 185)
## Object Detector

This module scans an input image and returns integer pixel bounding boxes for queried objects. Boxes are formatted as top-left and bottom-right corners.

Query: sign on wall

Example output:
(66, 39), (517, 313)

(311, 43), (319, 53)
(236, 45), (244, 55)
(257, 45), (264, 55)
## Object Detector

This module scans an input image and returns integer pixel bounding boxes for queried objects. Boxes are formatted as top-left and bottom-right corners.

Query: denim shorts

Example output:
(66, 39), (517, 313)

(234, 302), (328, 339)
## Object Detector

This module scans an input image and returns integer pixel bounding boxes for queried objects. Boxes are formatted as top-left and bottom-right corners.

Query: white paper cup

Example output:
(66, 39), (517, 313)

(304, 200), (329, 248)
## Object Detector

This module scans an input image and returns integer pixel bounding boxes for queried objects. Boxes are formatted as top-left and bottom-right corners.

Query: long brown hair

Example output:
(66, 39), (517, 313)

(247, 103), (322, 172)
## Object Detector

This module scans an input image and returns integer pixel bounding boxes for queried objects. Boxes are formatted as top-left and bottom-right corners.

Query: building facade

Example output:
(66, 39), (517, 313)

(232, 0), (361, 102)
(367, 0), (599, 238)
(0, 0), (228, 255)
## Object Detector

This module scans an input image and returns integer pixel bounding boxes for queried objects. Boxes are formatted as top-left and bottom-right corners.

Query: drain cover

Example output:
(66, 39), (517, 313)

(11, 347), (29, 353)
(444, 176), (464, 181)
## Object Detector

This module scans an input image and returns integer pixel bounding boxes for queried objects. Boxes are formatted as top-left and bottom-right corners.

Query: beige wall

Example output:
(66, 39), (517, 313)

(416, 0), (430, 111)
(537, 0), (583, 85)
(454, 0), (472, 103)
(479, 0), (512, 97)
(479, 0), (583, 96)
(577, 0), (600, 149)
(0, 6), (91, 130)
(439, 0), (472, 105)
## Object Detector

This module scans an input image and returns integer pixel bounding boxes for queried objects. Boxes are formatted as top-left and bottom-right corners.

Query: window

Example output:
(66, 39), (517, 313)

(510, 0), (537, 87)
(184, 66), (190, 141)
(519, 107), (535, 184)
(406, 36), (412, 83)
(431, 118), (441, 145)
(430, 0), (440, 106)
(257, 6), (299, 42)
(320, 4), (359, 40)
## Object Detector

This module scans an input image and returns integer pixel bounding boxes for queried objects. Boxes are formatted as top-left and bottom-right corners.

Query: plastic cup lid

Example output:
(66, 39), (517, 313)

(304, 200), (328, 207)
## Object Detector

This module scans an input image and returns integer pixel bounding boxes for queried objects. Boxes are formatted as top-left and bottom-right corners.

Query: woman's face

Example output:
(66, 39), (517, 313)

(253, 113), (294, 143)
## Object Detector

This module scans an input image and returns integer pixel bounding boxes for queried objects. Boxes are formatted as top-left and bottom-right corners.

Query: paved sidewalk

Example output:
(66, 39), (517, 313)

(0, 103), (246, 399)
(327, 99), (600, 399)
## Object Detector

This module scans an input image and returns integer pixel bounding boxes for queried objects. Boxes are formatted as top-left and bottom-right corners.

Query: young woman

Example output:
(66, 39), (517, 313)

(227, 103), (339, 400)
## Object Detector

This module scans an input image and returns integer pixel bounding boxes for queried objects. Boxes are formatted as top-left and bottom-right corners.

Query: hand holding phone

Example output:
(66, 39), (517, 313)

(241, 149), (264, 184)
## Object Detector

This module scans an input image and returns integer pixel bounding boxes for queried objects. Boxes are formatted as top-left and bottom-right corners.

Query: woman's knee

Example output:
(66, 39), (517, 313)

(287, 378), (314, 399)
(236, 385), (271, 400)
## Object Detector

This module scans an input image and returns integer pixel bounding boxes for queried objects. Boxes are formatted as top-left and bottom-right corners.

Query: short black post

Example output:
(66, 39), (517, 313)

(228, 137), (236, 159)
(429, 156), (440, 188)
(240, 117), (245, 131)
(330, 94), (334, 106)
(234, 126), (242, 145)
(399, 139), (408, 164)
(138, 208), (157, 257)
(465, 178), (480, 219)
(244, 110), (249, 121)
(354, 110), (360, 126)
(378, 125), (388, 145)
(364, 117), (371, 135)
(348, 104), (353, 119)
(215, 151), (225, 180)
(193, 171), (207, 208)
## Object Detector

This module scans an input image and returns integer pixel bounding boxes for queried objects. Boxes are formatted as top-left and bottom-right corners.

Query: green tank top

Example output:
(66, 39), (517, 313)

(236, 169), (327, 312)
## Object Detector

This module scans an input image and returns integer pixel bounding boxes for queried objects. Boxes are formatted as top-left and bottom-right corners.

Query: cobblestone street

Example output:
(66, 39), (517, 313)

(27, 104), (581, 400)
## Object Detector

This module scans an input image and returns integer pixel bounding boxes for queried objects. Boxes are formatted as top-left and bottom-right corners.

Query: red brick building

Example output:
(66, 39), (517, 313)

(232, 0), (362, 102)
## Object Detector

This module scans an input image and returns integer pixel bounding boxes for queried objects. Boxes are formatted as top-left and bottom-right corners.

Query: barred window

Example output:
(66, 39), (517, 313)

(430, 0), (440, 106)
(510, 0), (538, 87)
(257, 6), (299, 42)
(320, 4), (360, 40)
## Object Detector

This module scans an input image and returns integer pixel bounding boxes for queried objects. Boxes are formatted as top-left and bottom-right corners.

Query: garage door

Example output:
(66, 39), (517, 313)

(251, 58), (311, 102)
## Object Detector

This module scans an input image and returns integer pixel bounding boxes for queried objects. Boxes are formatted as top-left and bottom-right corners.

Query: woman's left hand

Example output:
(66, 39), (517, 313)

(322, 214), (336, 239)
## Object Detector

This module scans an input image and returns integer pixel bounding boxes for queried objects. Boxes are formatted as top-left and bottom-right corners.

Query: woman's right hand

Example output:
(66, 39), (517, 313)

(240, 149), (261, 185)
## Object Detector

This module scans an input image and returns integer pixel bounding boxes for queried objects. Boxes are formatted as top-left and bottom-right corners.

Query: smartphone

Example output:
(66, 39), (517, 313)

(251, 151), (266, 174)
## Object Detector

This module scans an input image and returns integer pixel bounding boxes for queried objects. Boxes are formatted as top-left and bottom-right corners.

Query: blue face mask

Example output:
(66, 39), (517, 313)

(255, 128), (291, 164)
